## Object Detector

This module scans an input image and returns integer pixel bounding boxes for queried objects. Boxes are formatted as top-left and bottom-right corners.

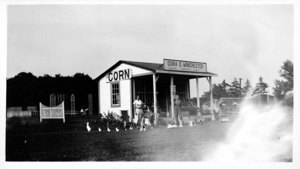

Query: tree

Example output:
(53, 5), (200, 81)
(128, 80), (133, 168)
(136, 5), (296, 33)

(221, 80), (229, 90)
(6, 72), (97, 114)
(252, 77), (268, 96)
(201, 80), (228, 99)
(273, 60), (293, 100)
(243, 79), (252, 96)
(6, 72), (37, 107)
(280, 59), (293, 88)
(273, 80), (285, 100)
(213, 83), (228, 99)
(228, 78), (241, 97)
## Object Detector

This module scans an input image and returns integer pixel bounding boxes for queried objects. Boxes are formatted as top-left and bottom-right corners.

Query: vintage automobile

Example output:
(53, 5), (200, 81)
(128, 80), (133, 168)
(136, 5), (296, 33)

(180, 99), (200, 116)
(218, 101), (239, 122)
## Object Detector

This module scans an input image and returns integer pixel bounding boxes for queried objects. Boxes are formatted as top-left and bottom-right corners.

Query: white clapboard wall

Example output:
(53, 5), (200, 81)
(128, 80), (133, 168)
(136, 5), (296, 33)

(99, 63), (152, 119)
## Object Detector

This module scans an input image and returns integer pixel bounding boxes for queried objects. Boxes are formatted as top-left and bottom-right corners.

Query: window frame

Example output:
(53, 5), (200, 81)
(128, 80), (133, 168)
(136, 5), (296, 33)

(111, 82), (121, 107)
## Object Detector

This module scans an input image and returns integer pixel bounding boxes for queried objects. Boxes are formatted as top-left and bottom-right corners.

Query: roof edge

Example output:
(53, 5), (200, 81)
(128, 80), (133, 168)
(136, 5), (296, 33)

(94, 60), (155, 81)
(94, 60), (217, 81)
(121, 60), (158, 72)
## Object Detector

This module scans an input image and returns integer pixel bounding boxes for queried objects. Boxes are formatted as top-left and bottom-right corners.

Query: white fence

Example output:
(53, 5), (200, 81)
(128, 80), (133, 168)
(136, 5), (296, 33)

(39, 101), (65, 123)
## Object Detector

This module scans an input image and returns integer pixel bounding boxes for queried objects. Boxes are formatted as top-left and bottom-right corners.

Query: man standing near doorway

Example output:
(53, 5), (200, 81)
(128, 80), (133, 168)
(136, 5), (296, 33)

(174, 94), (183, 127)
(133, 95), (145, 131)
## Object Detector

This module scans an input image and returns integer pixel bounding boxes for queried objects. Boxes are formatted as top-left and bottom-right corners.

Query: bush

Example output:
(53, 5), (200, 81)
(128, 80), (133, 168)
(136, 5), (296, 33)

(283, 91), (293, 107)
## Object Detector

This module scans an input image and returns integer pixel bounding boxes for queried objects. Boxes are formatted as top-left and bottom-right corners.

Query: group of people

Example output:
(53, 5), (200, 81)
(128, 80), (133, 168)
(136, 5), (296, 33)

(132, 94), (184, 131)
(85, 94), (186, 132)
(132, 95), (154, 131)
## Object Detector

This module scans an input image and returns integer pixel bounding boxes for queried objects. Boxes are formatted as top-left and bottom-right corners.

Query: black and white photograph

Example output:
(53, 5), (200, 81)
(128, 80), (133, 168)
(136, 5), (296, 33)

(0, 0), (299, 169)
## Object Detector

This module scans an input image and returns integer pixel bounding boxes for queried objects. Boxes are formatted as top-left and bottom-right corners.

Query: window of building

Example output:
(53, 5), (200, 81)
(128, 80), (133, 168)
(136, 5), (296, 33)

(111, 82), (120, 107)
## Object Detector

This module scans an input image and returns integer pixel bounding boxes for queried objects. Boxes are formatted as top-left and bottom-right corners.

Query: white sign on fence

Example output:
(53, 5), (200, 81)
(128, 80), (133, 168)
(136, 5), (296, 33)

(40, 101), (65, 123)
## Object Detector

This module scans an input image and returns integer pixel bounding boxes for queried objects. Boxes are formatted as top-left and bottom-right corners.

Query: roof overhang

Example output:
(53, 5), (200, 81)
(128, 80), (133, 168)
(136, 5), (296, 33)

(94, 60), (217, 81)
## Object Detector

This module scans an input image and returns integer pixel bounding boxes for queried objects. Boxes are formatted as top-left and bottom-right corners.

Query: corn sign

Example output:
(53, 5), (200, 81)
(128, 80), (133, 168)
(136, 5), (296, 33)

(39, 101), (65, 123)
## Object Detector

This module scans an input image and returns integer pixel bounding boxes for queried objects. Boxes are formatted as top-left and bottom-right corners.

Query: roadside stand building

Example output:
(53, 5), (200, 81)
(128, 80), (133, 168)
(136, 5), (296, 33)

(95, 59), (217, 122)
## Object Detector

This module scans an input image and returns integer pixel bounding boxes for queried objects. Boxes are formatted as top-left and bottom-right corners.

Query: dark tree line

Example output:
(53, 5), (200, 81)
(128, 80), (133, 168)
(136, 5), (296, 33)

(6, 72), (98, 114)
(201, 60), (293, 102)
(201, 76), (273, 100)
(201, 78), (254, 100)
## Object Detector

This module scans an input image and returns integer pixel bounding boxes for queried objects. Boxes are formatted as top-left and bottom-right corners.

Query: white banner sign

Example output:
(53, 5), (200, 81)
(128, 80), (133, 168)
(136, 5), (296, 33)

(163, 59), (207, 72)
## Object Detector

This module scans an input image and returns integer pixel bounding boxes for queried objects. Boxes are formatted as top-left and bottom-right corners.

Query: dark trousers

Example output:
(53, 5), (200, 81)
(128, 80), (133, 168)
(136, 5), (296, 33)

(174, 106), (183, 125)
(136, 109), (144, 128)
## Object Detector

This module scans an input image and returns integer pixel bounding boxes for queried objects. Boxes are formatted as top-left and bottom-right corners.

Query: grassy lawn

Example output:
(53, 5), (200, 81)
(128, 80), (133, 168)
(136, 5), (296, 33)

(5, 116), (231, 161)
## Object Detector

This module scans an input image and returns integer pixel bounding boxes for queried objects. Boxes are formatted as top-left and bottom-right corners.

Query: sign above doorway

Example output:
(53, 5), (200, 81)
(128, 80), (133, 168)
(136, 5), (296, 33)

(163, 59), (207, 72)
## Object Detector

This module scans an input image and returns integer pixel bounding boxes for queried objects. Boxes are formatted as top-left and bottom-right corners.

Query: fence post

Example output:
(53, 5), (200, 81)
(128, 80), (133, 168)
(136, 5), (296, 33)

(63, 101), (65, 123)
(39, 102), (42, 123)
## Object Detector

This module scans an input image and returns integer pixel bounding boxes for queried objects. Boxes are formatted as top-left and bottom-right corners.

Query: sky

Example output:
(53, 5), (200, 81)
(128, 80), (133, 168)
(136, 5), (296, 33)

(6, 4), (293, 96)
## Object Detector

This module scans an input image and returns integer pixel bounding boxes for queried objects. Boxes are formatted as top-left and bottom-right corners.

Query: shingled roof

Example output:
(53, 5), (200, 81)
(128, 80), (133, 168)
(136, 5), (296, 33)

(94, 60), (217, 81)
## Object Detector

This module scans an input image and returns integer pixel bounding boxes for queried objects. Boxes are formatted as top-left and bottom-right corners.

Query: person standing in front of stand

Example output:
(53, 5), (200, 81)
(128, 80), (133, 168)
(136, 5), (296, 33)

(133, 95), (145, 131)
(174, 94), (183, 127)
